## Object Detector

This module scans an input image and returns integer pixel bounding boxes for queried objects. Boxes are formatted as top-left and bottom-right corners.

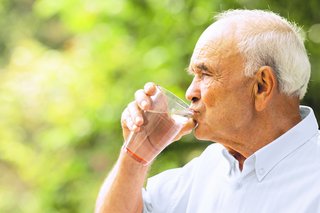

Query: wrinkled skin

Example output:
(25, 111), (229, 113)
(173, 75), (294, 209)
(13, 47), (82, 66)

(186, 21), (256, 155)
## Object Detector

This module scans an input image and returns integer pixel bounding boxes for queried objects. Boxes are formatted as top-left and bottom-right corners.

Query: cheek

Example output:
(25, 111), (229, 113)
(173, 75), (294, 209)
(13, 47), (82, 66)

(203, 88), (253, 127)
(201, 81), (218, 108)
(219, 95), (254, 129)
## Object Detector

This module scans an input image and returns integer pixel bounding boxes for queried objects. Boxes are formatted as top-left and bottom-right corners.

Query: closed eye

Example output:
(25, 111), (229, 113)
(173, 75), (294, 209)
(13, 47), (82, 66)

(202, 72), (212, 76)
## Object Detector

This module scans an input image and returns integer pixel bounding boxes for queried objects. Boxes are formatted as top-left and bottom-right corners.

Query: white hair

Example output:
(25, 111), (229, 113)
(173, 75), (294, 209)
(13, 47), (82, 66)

(215, 9), (311, 100)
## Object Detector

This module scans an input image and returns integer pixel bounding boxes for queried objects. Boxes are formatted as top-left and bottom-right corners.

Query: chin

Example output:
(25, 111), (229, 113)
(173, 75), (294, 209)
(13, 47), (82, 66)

(193, 125), (207, 140)
(193, 124), (216, 142)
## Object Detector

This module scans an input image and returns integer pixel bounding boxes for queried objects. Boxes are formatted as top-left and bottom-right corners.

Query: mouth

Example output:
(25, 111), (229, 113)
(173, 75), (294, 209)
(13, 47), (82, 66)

(188, 108), (200, 128)
(188, 107), (200, 114)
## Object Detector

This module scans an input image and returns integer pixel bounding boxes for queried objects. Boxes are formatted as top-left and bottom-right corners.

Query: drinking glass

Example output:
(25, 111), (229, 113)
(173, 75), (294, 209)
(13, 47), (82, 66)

(123, 86), (193, 165)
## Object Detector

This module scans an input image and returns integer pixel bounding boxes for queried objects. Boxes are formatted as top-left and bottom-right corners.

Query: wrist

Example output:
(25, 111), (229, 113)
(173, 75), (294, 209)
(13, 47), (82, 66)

(120, 145), (151, 169)
(121, 145), (152, 166)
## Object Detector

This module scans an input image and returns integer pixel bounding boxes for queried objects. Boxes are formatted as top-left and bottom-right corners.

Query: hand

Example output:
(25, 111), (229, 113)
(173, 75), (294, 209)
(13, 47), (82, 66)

(121, 82), (157, 142)
(120, 82), (195, 164)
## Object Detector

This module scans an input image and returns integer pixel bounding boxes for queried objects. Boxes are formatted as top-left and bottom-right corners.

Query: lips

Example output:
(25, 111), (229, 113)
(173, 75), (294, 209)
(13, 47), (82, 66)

(188, 107), (200, 114)
(188, 108), (200, 128)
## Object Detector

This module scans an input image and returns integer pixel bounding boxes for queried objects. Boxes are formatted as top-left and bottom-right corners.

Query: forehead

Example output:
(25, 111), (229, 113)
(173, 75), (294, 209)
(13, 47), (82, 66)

(190, 21), (240, 67)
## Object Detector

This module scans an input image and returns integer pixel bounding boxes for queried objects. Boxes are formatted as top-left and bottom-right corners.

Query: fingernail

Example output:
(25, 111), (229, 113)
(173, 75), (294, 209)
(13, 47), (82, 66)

(146, 83), (153, 90)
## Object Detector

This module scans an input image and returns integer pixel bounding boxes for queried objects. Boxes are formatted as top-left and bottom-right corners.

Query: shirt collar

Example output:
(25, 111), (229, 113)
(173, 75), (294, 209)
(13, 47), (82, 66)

(221, 106), (319, 181)
(253, 105), (319, 181)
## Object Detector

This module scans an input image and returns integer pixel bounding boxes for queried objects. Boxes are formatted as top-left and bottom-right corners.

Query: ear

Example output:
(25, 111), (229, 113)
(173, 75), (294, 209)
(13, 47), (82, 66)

(253, 66), (278, 111)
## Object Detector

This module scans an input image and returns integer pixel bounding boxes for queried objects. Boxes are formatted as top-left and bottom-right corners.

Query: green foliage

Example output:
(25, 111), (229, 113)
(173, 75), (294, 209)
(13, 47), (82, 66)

(0, 0), (319, 212)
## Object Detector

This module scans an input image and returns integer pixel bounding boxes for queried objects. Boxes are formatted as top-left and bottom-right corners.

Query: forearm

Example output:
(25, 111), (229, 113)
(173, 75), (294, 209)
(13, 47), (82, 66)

(95, 149), (149, 213)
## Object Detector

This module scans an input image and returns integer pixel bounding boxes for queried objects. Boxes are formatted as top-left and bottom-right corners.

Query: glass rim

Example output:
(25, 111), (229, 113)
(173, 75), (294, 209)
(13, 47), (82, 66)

(143, 85), (193, 117)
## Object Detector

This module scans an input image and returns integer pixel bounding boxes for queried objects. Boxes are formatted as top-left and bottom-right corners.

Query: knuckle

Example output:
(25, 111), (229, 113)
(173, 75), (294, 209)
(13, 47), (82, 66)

(125, 117), (131, 127)
(121, 112), (129, 126)
(134, 89), (144, 99)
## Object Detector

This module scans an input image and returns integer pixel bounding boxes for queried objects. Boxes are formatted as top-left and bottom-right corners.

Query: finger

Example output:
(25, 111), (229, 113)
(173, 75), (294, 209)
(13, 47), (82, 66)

(121, 104), (141, 131)
(121, 109), (130, 129)
(135, 89), (153, 111)
(126, 116), (141, 132)
(144, 82), (157, 96)
(121, 109), (137, 132)
(128, 102), (144, 128)
(126, 116), (134, 131)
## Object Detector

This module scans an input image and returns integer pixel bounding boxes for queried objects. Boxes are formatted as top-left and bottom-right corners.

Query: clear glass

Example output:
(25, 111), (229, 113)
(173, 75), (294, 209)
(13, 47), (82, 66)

(123, 86), (193, 165)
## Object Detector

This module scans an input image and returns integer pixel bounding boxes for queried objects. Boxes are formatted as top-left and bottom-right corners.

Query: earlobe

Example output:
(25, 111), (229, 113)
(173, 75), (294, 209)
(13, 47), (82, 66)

(253, 66), (277, 111)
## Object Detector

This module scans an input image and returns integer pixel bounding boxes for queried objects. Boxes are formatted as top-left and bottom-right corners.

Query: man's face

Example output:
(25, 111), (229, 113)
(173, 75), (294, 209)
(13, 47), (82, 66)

(186, 21), (256, 143)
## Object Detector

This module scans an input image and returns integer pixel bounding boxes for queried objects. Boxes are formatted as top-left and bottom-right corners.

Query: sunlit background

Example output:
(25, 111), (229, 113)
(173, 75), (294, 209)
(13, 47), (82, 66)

(0, 0), (319, 212)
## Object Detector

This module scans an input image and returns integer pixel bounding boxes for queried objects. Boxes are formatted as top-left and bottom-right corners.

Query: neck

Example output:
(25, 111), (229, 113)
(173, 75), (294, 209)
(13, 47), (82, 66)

(223, 98), (301, 170)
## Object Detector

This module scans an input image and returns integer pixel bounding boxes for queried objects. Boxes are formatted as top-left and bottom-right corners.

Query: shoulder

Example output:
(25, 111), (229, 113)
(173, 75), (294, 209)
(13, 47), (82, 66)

(307, 131), (320, 163)
(315, 131), (320, 163)
(292, 131), (320, 174)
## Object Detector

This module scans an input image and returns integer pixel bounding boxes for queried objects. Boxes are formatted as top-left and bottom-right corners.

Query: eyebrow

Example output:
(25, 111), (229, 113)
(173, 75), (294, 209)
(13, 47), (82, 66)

(197, 63), (209, 71)
(186, 63), (210, 75)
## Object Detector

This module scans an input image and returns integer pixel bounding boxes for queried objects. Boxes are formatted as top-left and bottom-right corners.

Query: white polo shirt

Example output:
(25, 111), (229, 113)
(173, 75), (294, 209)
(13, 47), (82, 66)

(142, 106), (320, 213)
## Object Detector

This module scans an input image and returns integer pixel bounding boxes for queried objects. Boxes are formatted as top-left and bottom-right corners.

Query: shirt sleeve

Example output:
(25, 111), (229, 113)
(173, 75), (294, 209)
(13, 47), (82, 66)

(142, 188), (152, 213)
(142, 157), (199, 213)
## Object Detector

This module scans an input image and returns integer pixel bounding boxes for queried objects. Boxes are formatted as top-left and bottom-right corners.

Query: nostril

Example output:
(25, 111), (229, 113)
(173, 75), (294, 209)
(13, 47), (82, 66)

(191, 97), (199, 103)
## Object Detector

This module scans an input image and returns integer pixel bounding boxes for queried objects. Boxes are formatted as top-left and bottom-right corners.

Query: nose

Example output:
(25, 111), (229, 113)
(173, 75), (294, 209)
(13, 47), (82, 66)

(185, 78), (201, 103)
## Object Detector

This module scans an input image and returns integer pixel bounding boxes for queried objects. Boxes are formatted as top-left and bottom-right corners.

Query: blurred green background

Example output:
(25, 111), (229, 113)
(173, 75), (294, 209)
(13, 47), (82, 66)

(0, 0), (319, 212)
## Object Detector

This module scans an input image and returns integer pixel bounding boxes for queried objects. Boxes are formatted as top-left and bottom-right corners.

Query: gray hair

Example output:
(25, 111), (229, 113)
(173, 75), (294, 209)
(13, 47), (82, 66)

(215, 9), (311, 99)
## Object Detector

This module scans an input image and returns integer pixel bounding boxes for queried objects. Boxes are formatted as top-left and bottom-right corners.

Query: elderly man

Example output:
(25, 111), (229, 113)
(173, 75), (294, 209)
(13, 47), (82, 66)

(95, 9), (320, 213)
